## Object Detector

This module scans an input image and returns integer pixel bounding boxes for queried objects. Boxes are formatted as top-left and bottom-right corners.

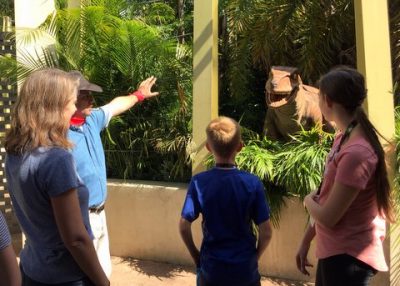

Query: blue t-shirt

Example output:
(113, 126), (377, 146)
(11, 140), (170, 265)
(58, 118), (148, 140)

(0, 212), (11, 251)
(181, 167), (270, 286)
(6, 147), (92, 284)
(68, 107), (111, 207)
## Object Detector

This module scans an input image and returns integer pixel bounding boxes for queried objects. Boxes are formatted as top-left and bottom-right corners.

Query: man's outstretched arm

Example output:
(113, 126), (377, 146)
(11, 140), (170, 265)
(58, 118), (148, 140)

(107, 76), (159, 117)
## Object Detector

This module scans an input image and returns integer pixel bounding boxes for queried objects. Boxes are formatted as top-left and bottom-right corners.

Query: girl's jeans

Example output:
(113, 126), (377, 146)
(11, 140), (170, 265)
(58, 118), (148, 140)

(316, 254), (377, 286)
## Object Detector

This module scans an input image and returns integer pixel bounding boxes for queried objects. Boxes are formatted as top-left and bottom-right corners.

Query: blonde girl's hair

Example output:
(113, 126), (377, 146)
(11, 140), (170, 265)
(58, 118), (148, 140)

(5, 68), (79, 154)
(206, 116), (241, 158)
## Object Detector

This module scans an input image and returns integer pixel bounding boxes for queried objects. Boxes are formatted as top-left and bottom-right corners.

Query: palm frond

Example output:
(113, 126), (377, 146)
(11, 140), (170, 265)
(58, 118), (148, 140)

(275, 127), (333, 198)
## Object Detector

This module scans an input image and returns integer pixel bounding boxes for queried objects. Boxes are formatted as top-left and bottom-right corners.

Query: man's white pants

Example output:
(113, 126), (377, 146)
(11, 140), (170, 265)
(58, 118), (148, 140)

(89, 210), (112, 278)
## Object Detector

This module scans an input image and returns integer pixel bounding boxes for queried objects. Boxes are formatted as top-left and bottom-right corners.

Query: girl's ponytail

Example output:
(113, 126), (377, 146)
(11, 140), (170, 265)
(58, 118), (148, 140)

(355, 107), (394, 222)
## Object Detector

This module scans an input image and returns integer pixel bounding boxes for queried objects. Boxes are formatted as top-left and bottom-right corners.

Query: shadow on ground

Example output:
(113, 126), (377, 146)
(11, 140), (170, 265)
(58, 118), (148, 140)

(265, 277), (313, 286)
(121, 257), (195, 280)
(118, 257), (313, 286)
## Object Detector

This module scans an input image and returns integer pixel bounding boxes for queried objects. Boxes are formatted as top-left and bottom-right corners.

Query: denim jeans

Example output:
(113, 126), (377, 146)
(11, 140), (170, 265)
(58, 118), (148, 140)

(21, 266), (95, 286)
(316, 254), (377, 286)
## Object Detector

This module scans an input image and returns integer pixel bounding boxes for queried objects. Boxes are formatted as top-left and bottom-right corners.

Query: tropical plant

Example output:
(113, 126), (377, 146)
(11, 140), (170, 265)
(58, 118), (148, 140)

(219, 0), (356, 132)
(0, 0), (193, 182)
(3, 0), (400, 228)
(204, 125), (332, 225)
(0, 0), (13, 18)
(394, 106), (400, 204)
(390, 0), (400, 105)
(275, 127), (333, 198)
(124, 0), (193, 43)
(392, 106), (400, 286)
(235, 135), (284, 227)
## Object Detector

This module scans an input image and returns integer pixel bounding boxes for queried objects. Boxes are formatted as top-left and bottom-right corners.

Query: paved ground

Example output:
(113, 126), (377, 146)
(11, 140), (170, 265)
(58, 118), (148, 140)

(110, 257), (314, 286)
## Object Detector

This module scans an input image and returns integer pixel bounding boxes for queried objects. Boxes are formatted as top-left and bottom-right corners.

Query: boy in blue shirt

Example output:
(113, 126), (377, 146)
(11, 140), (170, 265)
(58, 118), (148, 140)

(179, 116), (272, 286)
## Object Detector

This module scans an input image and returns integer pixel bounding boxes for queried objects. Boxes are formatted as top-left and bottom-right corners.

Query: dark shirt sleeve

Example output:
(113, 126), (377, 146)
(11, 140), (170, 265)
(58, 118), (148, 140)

(40, 150), (81, 197)
(0, 212), (11, 251)
(181, 179), (201, 222)
(251, 179), (270, 225)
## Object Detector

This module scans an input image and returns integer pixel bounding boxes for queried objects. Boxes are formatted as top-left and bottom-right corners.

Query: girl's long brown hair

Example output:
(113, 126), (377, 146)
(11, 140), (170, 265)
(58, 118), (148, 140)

(5, 68), (78, 154)
(319, 66), (394, 222)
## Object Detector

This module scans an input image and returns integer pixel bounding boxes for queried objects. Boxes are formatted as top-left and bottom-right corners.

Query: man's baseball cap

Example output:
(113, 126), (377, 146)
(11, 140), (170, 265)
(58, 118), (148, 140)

(69, 70), (103, 93)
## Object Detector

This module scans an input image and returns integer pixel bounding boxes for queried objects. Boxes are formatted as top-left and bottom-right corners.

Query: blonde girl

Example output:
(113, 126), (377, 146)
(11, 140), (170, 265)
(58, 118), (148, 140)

(5, 68), (109, 286)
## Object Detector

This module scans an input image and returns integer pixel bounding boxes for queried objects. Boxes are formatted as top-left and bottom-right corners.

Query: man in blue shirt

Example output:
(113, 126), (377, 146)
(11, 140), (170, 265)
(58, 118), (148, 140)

(69, 71), (159, 277)
(179, 116), (273, 286)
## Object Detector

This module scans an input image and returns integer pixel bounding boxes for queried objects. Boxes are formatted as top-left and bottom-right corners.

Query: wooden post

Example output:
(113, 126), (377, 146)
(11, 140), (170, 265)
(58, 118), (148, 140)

(192, 0), (219, 174)
(354, 1), (398, 285)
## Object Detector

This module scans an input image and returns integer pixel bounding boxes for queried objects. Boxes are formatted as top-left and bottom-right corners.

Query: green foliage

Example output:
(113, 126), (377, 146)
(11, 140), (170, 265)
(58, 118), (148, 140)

(393, 106), (400, 286)
(4, 0), (400, 227)
(236, 137), (278, 182)
(275, 127), (333, 198)
(0, 0), (13, 18)
(218, 0), (356, 132)
(204, 126), (332, 226)
(217, 1), (400, 226)
(390, 0), (400, 105)
(124, 0), (193, 43)
(143, 3), (176, 26)
(394, 106), (400, 205)
(1, 0), (193, 182)
(55, 0), (68, 10)
(235, 136), (284, 227)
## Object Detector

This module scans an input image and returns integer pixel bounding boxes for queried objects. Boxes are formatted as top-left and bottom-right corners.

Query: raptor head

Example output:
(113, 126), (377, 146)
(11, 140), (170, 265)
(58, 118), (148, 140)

(265, 66), (302, 107)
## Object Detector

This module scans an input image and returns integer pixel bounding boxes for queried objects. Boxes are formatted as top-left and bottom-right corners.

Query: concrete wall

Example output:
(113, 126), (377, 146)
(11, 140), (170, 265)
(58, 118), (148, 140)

(107, 179), (317, 282)
(107, 180), (389, 284)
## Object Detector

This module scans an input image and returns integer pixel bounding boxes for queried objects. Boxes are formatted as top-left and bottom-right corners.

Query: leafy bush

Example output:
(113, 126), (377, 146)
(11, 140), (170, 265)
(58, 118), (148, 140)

(204, 126), (333, 225)
(0, 1), (194, 182)
(393, 106), (400, 206)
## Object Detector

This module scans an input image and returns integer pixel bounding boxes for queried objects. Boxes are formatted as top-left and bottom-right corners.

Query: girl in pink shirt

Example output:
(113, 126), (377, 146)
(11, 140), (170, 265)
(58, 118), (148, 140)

(295, 67), (394, 286)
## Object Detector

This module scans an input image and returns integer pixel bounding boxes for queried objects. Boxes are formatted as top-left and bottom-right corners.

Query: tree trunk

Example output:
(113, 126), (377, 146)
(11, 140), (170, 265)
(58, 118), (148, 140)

(177, 0), (185, 44)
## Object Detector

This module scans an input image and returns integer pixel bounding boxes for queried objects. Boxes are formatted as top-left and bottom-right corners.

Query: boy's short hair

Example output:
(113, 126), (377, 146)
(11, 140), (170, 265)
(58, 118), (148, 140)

(206, 116), (241, 158)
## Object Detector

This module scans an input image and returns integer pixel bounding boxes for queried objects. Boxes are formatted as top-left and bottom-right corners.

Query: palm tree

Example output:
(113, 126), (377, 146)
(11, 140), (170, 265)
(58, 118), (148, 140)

(1, 0), (193, 182)
(390, 0), (400, 105)
(0, 0), (13, 17)
(219, 0), (355, 132)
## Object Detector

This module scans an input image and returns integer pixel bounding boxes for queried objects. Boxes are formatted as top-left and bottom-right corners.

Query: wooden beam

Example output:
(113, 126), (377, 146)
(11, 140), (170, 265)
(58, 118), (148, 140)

(192, 0), (219, 174)
(354, 1), (397, 285)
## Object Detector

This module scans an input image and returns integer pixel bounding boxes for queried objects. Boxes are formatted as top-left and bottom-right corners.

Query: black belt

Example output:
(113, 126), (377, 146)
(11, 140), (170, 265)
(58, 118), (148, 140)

(89, 204), (105, 214)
